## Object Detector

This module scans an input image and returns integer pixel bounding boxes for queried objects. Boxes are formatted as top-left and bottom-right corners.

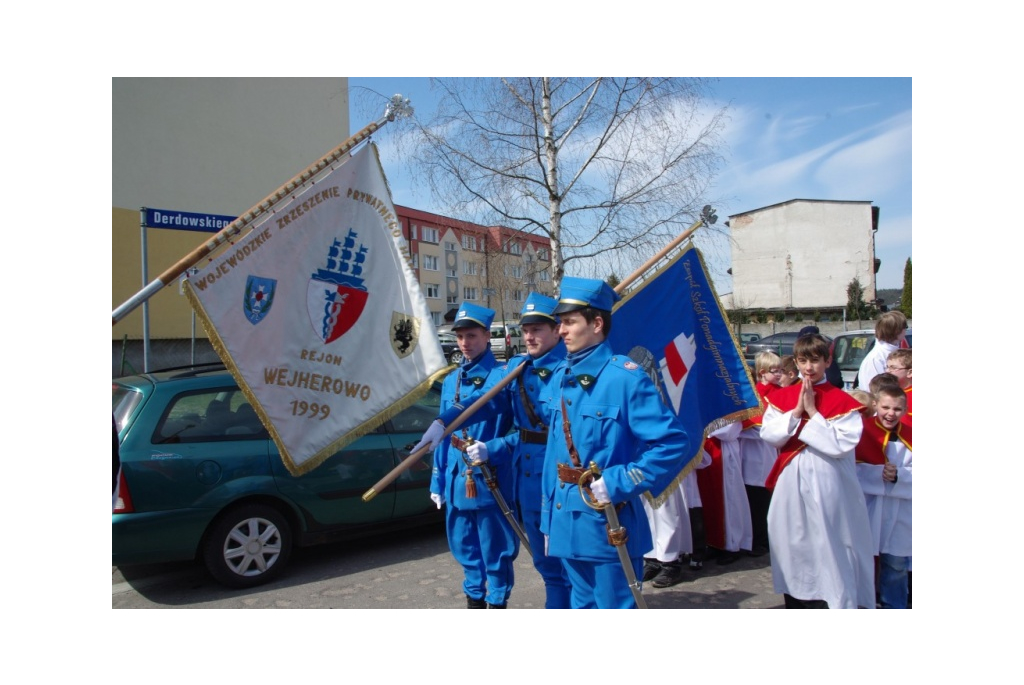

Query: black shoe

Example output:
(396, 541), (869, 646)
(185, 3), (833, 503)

(651, 560), (687, 588)
(715, 550), (741, 566)
(747, 545), (770, 557)
(486, 603), (507, 609)
(642, 558), (662, 582)
(466, 596), (486, 609)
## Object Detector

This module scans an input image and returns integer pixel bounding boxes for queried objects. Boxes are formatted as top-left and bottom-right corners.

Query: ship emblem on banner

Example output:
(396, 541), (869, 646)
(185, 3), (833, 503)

(307, 229), (370, 344)
(243, 275), (277, 325)
(390, 312), (420, 359)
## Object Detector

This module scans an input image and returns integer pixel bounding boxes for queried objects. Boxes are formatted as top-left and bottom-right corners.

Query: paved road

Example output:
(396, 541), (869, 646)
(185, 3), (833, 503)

(113, 522), (783, 609)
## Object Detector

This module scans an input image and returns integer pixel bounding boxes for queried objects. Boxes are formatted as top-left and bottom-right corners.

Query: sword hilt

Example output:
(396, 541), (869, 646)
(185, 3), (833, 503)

(578, 462), (606, 511)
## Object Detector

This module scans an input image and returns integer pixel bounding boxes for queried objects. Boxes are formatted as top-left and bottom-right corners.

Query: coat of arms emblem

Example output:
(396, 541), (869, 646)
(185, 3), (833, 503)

(307, 229), (370, 344)
(243, 275), (277, 325)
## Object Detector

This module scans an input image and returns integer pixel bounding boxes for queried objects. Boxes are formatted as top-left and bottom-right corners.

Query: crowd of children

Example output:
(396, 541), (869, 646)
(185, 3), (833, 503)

(640, 331), (913, 609)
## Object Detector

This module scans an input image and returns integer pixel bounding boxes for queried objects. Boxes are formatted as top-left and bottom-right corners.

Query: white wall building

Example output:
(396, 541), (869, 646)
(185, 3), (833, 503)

(726, 199), (878, 317)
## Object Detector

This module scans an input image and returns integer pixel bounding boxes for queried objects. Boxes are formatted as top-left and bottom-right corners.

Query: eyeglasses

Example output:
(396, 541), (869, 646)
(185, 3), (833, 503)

(885, 365), (909, 372)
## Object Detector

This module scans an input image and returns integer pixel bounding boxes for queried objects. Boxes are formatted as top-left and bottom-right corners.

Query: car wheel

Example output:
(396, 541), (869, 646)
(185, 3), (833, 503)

(203, 503), (293, 588)
(449, 350), (464, 365)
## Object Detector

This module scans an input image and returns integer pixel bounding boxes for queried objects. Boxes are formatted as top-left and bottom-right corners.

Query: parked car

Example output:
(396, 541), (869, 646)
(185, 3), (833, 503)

(489, 321), (523, 360)
(438, 332), (464, 365)
(743, 331), (831, 363)
(112, 364), (443, 588)
(739, 333), (761, 344)
(831, 327), (912, 390)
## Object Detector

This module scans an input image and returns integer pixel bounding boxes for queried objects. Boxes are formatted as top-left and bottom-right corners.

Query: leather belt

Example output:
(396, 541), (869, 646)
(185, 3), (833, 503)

(520, 428), (548, 444)
(557, 463), (587, 484)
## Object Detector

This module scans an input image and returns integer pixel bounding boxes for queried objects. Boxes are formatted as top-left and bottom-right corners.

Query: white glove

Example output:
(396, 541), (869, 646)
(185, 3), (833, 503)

(411, 420), (445, 454)
(467, 440), (489, 464)
(589, 477), (611, 505)
(430, 493), (445, 509)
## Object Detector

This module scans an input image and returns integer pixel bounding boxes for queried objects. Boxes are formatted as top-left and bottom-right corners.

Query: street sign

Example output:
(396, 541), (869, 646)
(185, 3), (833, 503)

(143, 207), (237, 233)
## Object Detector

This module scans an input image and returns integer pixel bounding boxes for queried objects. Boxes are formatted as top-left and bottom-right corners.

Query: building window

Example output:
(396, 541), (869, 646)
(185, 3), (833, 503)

(509, 241), (522, 255)
(540, 269), (549, 282)
(537, 248), (549, 261)
(505, 265), (523, 279)
(431, 311), (442, 326)
(411, 252), (419, 269)
(410, 224), (418, 241)
(463, 287), (478, 300)
(512, 289), (524, 302)
(423, 255), (439, 271)
(446, 267), (457, 277)
(444, 241), (457, 252)
(447, 295), (459, 305)
(421, 227), (439, 243)
(462, 261), (478, 276)
(462, 235), (477, 251)
(425, 283), (439, 299)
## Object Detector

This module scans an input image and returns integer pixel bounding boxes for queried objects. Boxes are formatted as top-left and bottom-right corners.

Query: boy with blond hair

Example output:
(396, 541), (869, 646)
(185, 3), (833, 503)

(737, 351), (783, 556)
(855, 384), (912, 608)
(857, 312), (908, 391)
(885, 349), (912, 426)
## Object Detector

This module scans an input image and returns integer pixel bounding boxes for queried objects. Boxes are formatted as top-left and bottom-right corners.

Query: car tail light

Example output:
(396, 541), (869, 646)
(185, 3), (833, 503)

(114, 470), (134, 514)
(505, 333), (511, 347)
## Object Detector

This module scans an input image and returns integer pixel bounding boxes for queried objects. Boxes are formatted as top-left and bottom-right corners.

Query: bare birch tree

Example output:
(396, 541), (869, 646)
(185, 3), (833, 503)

(404, 77), (727, 288)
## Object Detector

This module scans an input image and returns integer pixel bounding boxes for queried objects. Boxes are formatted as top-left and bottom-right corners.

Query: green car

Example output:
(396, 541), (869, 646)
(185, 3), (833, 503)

(113, 364), (443, 588)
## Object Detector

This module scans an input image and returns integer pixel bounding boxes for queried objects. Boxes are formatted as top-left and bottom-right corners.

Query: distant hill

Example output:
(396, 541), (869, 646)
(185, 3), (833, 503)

(876, 288), (903, 310)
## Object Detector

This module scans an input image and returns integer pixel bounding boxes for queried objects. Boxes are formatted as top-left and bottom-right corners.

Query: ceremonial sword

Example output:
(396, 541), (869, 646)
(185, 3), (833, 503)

(452, 435), (533, 558)
(579, 462), (648, 609)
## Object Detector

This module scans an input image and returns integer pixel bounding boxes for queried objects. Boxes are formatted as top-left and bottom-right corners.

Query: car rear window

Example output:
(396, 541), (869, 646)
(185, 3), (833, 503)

(491, 328), (505, 339)
(113, 384), (144, 433)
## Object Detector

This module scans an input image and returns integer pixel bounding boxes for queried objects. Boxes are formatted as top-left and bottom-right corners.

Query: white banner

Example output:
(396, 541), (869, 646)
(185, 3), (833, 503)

(185, 144), (449, 475)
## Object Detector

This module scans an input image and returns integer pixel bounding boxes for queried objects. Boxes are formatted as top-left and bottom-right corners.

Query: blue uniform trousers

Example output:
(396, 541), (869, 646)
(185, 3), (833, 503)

(522, 507), (571, 609)
(446, 504), (517, 606)
(562, 556), (643, 609)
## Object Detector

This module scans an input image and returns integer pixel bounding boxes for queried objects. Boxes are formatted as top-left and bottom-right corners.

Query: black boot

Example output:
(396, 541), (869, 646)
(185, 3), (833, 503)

(651, 559), (687, 588)
(466, 595), (486, 609)
(486, 603), (507, 609)
(642, 558), (662, 582)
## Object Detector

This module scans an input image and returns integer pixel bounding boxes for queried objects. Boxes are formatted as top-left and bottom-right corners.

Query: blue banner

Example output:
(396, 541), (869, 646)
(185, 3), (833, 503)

(143, 207), (237, 233)
(608, 243), (760, 490)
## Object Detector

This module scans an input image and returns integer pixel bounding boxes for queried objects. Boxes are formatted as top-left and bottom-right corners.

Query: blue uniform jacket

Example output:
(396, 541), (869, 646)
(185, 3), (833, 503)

(431, 349), (514, 511)
(482, 341), (567, 514)
(540, 341), (691, 561)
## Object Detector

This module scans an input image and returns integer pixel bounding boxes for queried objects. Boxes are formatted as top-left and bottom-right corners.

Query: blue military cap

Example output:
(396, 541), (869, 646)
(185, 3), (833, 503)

(452, 302), (495, 330)
(554, 276), (620, 314)
(520, 292), (559, 325)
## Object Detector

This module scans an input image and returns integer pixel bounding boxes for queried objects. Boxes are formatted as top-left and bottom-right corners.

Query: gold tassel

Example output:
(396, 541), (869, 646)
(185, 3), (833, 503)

(465, 469), (477, 498)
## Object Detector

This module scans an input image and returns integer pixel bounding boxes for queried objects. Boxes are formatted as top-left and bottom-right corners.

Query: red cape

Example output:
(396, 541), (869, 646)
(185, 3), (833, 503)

(856, 416), (912, 465)
(763, 382), (865, 490)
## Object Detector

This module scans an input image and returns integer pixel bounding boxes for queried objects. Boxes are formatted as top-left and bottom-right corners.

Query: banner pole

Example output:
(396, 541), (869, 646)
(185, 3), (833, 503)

(362, 209), (715, 501)
(113, 95), (413, 326)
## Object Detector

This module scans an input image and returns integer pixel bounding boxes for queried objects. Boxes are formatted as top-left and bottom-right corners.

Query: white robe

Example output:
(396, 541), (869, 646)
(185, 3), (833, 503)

(738, 425), (777, 487)
(709, 422), (752, 553)
(762, 403), (876, 609)
(642, 450), (711, 560)
(856, 440), (912, 557)
(643, 483), (692, 561)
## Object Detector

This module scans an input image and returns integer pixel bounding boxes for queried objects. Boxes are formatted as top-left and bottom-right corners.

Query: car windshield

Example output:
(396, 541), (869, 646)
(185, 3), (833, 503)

(833, 335), (874, 371)
(491, 328), (505, 339)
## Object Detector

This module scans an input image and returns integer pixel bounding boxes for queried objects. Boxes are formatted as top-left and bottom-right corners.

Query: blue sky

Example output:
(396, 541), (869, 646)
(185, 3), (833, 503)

(349, 77), (911, 291)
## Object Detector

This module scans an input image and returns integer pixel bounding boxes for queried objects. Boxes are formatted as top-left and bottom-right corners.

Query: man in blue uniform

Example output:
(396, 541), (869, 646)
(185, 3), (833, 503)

(462, 293), (573, 608)
(420, 302), (517, 608)
(540, 277), (692, 609)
